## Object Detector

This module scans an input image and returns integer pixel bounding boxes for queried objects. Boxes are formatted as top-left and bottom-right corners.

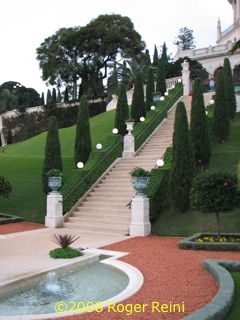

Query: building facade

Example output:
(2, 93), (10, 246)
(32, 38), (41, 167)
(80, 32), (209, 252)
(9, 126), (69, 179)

(175, 0), (240, 84)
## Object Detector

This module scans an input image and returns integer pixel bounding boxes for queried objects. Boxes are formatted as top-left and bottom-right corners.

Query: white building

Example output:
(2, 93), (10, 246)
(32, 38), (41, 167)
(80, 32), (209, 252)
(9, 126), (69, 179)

(175, 0), (240, 84)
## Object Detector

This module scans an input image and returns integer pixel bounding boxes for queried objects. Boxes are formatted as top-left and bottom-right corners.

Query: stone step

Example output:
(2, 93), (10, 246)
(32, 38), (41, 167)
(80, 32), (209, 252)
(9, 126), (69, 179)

(66, 213), (130, 224)
(74, 206), (130, 214)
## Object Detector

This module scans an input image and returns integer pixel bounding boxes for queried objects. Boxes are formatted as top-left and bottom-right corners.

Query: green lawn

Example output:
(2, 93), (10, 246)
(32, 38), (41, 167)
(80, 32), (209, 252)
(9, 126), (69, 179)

(0, 110), (116, 222)
(152, 114), (240, 236)
(225, 272), (240, 320)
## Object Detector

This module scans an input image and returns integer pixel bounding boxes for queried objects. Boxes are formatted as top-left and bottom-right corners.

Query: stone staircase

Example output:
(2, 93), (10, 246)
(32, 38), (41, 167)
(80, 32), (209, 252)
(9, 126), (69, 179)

(63, 95), (193, 236)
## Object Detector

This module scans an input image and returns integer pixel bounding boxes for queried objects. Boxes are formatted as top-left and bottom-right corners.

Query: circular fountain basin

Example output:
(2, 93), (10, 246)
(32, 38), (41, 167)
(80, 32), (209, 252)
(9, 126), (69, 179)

(0, 248), (143, 319)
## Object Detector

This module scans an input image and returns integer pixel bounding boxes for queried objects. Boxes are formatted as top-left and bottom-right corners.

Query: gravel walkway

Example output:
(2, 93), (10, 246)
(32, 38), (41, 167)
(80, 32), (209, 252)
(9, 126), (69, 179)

(1, 223), (240, 320)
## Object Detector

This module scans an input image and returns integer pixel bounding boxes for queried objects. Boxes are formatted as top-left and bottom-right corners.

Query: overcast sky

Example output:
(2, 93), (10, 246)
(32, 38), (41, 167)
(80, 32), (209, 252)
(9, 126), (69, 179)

(0, 0), (233, 94)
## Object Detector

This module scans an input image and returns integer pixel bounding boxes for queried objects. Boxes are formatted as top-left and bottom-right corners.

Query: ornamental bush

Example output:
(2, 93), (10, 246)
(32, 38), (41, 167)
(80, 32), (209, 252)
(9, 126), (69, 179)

(0, 176), (12, 198)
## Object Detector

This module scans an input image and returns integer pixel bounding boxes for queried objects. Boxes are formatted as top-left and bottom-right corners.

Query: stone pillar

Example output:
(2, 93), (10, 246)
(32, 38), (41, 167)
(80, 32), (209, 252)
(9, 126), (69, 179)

(130, 194), (151, 236)
(181, 60), (190, 96)
(122, 121), (135, 158)
(45, 191), (63, 228)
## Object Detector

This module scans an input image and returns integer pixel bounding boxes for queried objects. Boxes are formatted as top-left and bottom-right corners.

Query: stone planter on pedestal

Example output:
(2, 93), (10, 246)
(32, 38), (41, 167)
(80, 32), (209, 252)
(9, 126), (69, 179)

(122, 121), (135, 159)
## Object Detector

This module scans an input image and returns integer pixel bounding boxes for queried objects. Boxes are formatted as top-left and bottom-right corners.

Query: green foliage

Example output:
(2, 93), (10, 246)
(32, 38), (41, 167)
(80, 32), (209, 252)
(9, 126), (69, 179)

(146, 147), (172, 221)
(42, 116), (63, 194)
(190, 78), (211, 168)
(130, 72), (146, 122)
(107, 64), (119, 102)
(153, 45), (158, 66)
(190, 170), (240, 239)
(47, 168), (62, 177)
(114, 83), (128, 135)
(53, 233), (79, 248)
(213, 69), (230, 142)
(156, 59), (166, 96)
(49, 247), (82, 259)
(130, 167), (150, 177)
(74, 95), (92, 165)
(145, 68), (154, 111)
(0, 176), (12, 198)
(174, 27), (196, 49)
(64, 87), (69, 102)
(169, 101), (195, 212)
(223, 57), (237, 120)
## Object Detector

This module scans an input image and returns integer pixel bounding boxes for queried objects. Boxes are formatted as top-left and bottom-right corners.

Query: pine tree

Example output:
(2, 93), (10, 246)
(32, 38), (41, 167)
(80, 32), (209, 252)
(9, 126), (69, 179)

(156, 58), (166, 96)
(42, 116), (63, 194)
(213, 69), (230, 143)
(145, 67), (155, 111)
(223, 57), (237, 120)
(130, 72), (146, 122)
(115, 83), (128, 135)
(169, 101), (195, 212)
(74, 95), (92, 165)
(190, 78), (211, 168)
(153, 45), (158, 67)
(64, 87), (69, 103)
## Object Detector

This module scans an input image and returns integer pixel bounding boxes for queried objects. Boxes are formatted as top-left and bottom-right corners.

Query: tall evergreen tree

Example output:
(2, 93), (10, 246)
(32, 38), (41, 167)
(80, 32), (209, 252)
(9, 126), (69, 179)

(156, 58), (166, 96)
(46, 89), (52, 106)
(145, 67), (155, 111)
(74, 94), (92, 165)
(153, 45), (158, 67)
(52, 88), (57, 105)
(144, 49), (151, 66)
(64, 87), (69, 103)
(115, 83), (128, 135)
(223, 57), (237, 120)
(190, 78), (211, 168)
(213, 69), (230, 143)
(169, 101), (195, 212)
(121, 60), (129, 87)
(40, 92), (45, 106)
(130, 71), (146, 122)
(57, 89), (62, 103)
(161, 42), (169, 78)
(42, 116), (63, 194)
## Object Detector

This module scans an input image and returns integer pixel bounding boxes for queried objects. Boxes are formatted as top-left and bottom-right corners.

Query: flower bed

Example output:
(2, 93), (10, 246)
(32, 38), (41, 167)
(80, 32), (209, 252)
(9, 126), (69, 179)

(178, 233), (240, 251)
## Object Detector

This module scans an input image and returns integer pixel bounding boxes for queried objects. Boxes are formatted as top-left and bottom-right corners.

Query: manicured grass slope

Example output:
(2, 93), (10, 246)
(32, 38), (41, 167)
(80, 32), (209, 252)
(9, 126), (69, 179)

(152, 114), (240, 236)
(0, 110), (116, 222)
(225, 272), (240, 319)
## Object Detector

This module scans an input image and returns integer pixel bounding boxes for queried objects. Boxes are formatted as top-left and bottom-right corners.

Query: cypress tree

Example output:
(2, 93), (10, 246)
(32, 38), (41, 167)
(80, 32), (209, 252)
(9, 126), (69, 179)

(144, 49), (151, 66)
(41, 92), (45, 106)
(169, 101), (195, 212)
(213, 69), (230, 143)
(190, 78), (211, 168)
(223, 57), (237, 120)
(130, 72), (146, 122)
(57, 89), (62, 103)
(7, 128), (12, 145)
(64, 87), (69, 103)
(145, 67), (155, 111)
(74, 95), (92, 165)
(52, 88), (57, 105)
(42, 116), (63, 194)
(156, 59), (166, 96)
(115, 83), (128, 135)
(46, 89), (52, 106)
(153, 45), (158, 66)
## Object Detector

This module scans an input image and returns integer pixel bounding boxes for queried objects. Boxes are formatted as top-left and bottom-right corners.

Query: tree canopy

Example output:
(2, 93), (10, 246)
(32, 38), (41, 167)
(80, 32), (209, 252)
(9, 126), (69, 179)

(36, 14), (145, 97)
(174, 27), (196, 50)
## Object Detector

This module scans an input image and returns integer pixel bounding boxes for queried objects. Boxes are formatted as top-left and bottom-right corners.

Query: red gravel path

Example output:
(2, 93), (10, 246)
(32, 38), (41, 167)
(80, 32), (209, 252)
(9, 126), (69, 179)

(0, 221), (44, 234)
(1, 224), (239, 319)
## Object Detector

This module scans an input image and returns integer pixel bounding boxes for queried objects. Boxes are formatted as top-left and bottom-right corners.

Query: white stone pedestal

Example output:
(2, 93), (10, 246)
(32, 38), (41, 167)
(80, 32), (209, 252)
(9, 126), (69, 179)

(122, 133), (135, 158)
(181, 60), (191, 96)
(45, 191), (63, 228)
(130, 194), (151, 236)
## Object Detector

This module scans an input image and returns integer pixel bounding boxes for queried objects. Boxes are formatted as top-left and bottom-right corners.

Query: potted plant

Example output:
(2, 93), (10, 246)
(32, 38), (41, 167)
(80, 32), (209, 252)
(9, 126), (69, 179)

(130, 167), (150, 194)
(47, 169), (63, 192)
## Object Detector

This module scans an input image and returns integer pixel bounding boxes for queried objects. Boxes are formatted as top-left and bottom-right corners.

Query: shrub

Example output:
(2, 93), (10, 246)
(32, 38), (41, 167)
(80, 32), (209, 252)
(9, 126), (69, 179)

(49, 247), (82, 259)
(53, 233), (79, 248)
(0, 176), (12, 198)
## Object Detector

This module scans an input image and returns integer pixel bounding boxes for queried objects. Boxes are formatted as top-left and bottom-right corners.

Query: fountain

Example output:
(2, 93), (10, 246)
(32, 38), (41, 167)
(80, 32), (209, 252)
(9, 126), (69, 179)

(40, 272), (62, 295)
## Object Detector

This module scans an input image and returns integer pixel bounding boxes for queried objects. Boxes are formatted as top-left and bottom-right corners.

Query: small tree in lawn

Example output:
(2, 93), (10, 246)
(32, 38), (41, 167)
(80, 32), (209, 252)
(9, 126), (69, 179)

(130, 71), (146, 122)
(190, 171), (240, 240)
(42, 116), (63, 194)
(145, 67), (155, 111)
(190, 78), (211, 169)
(156, 58), (166, 96)
(169, 101), (195, 212)
(223, 57), (237, 120)
(74, 94), (92, 166)
(213, 69), (230, 143)
(115, 83), (128, 135)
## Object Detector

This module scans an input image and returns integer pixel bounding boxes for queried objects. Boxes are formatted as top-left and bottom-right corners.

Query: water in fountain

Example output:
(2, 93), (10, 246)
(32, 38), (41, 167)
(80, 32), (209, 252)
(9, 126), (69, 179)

(41, 272), (61, 295)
